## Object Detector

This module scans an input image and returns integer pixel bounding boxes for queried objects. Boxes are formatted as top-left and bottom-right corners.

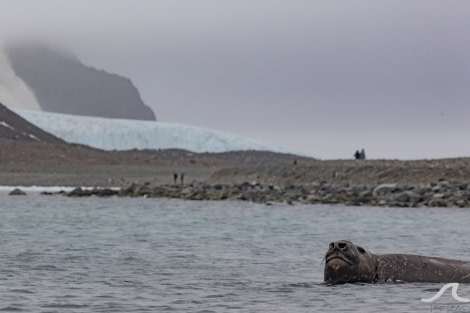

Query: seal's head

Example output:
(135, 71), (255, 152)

(324, 240), (376, 284)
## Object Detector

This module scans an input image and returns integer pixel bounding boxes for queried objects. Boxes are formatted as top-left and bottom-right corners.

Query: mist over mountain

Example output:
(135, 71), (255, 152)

(4, 43), (156, 121)
(0, 42), (301, 156)
(0, 49), (41, 111)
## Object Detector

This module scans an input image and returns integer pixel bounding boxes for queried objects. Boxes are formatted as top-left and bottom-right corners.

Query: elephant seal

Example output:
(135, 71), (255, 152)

(324, 240), (470, 284)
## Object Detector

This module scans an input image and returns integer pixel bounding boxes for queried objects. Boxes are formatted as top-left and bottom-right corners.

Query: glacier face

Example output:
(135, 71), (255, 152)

(14, 109), (301, 154)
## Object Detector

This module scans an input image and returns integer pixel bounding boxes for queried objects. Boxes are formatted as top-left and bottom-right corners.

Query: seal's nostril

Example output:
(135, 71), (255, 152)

(338, 242), (347, 251)
(329, 242), (335, 250)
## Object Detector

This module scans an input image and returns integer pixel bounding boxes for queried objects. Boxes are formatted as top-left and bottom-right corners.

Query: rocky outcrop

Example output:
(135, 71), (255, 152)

(65, 187), (119, 197)
(9, 188), (26, 196)
(57, 180), (470, 208)
(5, 43), (156, 121)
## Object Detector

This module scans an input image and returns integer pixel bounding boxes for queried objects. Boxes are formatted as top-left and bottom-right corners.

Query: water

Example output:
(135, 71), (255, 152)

(1, 193), (470, 312)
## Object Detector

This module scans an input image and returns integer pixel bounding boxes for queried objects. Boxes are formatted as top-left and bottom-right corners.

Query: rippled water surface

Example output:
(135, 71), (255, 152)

(1, 192), (470, 312)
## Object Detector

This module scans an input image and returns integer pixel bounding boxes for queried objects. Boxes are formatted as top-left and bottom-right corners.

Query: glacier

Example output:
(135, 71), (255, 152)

(14, 109), (303, 155)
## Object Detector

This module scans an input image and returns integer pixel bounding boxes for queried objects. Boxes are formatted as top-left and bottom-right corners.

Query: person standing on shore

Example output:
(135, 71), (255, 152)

(354, 150), (361, 160)
(360, 149), (366, 160)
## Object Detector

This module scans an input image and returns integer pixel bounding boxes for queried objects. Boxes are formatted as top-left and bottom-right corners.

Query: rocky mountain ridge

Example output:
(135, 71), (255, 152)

(5, 43), (156, 120)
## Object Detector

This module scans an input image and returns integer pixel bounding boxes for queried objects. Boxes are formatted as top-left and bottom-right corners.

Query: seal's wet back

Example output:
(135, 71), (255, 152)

(324, 240), (470, 284)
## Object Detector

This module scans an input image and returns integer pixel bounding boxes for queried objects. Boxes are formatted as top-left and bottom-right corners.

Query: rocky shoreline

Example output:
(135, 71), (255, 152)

(3, 139), (470, 208)
(33, 179), (470, 208)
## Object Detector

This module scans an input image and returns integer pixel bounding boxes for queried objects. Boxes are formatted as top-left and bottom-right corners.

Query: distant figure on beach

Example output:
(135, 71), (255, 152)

(181, 173), (185, 185)
(354, 149), (366, 160)
(173, 173), (178, 185)
(354, 150), (361, 160)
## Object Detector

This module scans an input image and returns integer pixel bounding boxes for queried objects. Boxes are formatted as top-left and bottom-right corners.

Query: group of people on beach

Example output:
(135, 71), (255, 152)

(173, 172), (185, 185)
(354, 149), (366, 160)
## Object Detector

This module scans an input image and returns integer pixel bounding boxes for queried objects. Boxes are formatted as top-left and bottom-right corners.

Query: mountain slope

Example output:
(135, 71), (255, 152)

(5, 43), (156, 121)
(0, 102), (65, 144)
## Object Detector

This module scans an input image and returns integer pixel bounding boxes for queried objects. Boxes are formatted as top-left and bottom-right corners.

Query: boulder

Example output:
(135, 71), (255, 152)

(372, 183), (398, 196)
(9, 188), (26, 196)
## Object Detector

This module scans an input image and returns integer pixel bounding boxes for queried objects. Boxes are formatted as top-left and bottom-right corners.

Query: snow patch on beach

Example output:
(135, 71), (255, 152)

(0, 186), (120, 194)
(0, 186), (82, 193)
(14, 109), (304, 155)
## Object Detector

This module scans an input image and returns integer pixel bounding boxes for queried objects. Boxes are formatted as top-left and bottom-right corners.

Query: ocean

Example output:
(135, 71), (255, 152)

(1, 191), (470, 312)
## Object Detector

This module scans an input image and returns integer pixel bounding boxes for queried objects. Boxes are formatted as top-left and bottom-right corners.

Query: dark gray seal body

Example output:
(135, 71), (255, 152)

(324, 240), (470, 284)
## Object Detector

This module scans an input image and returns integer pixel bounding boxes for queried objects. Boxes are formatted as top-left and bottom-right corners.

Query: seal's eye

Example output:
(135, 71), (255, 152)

(329, 242), (335, 250)
(357, 246), (365, 254)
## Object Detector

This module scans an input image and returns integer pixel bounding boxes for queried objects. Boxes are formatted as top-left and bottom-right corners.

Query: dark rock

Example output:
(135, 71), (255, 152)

(9, 188), (26, 196)
(94, 188), (118, 197)
(121, 183), (143, 196)
(68, 187), (89, 197)
(393, 191), (421, 203)
(63, 187), (117, 197)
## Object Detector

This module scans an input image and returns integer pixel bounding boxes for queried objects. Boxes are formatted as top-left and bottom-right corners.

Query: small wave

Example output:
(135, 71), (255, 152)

(0, 305), (24, 312)
(9, 289), (33, 294)
(204, 293), (238, 299)
(284, 282), (316, 288)
(41, 303), (89, 309)
(32, 264), (63, 271)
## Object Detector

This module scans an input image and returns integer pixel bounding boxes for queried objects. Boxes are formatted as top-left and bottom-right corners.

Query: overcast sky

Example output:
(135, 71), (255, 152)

(1, 1), (469, 159)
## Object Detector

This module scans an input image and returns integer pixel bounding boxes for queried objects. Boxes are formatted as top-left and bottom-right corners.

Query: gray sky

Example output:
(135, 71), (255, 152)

(1, 1), (470, 159)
